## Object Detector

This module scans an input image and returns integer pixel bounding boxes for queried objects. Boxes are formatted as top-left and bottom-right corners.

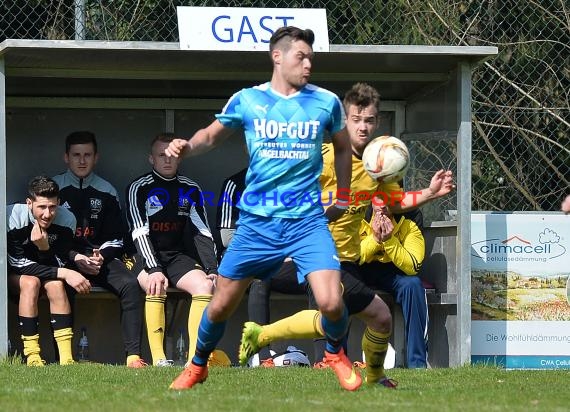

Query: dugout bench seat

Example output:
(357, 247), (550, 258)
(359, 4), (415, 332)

(7, 221), (458, 367)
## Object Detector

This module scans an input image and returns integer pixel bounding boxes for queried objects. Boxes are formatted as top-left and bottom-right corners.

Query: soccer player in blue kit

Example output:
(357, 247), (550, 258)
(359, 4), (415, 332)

(167, 26), (360, 391)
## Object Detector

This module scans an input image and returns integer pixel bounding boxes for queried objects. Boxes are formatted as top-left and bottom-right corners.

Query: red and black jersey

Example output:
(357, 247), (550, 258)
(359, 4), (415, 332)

(126, 170), (218, 275)
(53, 169), (125, 262)
(7, 203), (76, 279)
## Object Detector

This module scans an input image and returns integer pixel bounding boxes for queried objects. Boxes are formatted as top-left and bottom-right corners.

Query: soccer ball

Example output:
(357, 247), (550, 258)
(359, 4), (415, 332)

(361, 136), (410, 183)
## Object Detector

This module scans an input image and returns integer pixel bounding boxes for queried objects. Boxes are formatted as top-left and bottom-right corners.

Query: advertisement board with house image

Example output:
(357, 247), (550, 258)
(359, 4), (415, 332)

(471, 212), (570, 369)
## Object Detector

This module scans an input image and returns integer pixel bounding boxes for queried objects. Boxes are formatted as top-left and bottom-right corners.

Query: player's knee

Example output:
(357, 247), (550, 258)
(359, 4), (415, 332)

(20, 275), (41, 292)
(317, 299), (344, 319)
(204, 300), (231, 322)
(369, 296), (392, 332)
(44, 280), (67, 297)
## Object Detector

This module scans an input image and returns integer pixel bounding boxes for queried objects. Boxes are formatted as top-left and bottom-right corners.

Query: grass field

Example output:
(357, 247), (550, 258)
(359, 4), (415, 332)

(1, 359), (569, 412)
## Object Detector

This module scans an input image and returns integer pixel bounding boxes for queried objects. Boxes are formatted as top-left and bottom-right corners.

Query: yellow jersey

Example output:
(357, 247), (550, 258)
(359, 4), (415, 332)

(358, 216), (425, 275)
(320, 142), (401, 262)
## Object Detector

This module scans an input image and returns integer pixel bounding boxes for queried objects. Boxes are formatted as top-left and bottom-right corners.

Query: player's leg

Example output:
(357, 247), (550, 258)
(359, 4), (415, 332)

(99, 259), (147, 367)
(291, 214), (361, 391)
(170, 212), (286, 390)
(361, 260), (428, 368)
(169, 254), (215, 366)
(43, 279), (74, 365)
(137, 268), (169, 366)
(390, 272), (428, 368)
(245, 259), (305, 366)
(246, 278), (273, 363)
(240, 308), (322, 365)
(9, 274), (44, 366)
(169, 275), (251, 390)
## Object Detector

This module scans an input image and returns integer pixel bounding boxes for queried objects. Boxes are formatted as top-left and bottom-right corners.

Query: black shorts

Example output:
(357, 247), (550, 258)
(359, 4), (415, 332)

(338, 261), (377, 315)
(126, 250), (203, 286)
(307, 261), (376, 316)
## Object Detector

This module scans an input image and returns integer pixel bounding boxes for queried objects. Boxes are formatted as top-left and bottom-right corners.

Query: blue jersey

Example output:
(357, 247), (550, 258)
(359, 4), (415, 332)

(216, 82), (345, 218)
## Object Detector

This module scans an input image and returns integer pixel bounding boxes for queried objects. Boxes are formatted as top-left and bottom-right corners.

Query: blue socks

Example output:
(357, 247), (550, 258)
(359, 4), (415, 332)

(191, 308), (227, 366)
(321, 306), (349, 354)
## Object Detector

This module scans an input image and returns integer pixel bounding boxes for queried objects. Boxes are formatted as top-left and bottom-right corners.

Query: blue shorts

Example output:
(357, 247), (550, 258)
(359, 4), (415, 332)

(218, 211), (340, 283)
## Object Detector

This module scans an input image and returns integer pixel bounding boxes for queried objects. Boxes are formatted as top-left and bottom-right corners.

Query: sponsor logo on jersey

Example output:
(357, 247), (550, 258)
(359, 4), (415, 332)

(151, 221), (184, 232)
(178, 197), (190, 216)
(253, 119), (320, 140)
(90, 198), (102, 216)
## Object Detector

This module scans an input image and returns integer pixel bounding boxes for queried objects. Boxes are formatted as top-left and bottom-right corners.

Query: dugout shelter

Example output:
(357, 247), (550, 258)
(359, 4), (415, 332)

(0, 40), (497, 366)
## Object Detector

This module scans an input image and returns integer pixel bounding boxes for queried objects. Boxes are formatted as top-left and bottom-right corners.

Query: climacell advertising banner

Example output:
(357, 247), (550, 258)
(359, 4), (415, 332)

(471, 213), (570, 369)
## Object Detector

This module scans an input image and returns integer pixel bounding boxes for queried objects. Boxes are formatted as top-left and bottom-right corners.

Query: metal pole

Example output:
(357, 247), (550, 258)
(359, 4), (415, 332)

(0, 57), (8, 357)
(75, 0), (86, 40)
(456, 61), (473, 366)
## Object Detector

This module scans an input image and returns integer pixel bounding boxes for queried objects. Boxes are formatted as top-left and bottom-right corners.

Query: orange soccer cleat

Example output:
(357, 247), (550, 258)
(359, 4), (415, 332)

(169, 363), (209, 390)
(324, 348), (362, 391)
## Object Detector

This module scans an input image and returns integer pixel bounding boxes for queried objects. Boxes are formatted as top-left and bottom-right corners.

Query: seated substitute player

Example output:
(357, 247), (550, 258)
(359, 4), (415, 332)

(7, 176), (91, 366)
(358, 197), (428, 368)
(216, 167), (306, 367)
(126, 133), (218, 367)
(52, 131), (147, 368)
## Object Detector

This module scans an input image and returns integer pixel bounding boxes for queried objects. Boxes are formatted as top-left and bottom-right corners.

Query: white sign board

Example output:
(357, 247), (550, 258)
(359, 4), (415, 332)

(471, 213), (570, 369)
(177, 7), (329, 52)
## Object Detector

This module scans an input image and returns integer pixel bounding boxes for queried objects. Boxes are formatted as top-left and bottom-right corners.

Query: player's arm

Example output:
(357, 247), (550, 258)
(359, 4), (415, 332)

(188, 186), (219, 274)
(326, 128), (352, 222)
(216, 175), (242, 248)
(382, 219), (425, 275)
(97, 194), (126, 262)
(390, 169), (455, 213)
(7, 226), (58, 280)
(166, 120), (234, 159)
(125, 183), (162, 274)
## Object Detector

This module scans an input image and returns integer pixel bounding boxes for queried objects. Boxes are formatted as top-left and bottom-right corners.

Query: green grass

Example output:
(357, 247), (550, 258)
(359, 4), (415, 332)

(1, 360), (569, 411)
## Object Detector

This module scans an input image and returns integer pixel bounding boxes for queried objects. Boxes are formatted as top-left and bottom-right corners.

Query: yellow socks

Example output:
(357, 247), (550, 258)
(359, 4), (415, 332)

(187, 294), (212, 361)
(258, 309), (323, 347)
(22, 334), (44, 366)
(361, 327), (390, 384)
(145, 294), (167, 365)
(53, 327), (74, 365)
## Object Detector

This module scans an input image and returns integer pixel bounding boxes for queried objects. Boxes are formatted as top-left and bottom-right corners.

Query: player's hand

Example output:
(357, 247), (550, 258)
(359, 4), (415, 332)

(74, 253), (101, 275)
(165, 138), (190, 158)
(88, 249), (104, 267)
(205, 273), (218, 288)
(561, 195), (570, 214)
(147, 272), (168, 295)
(58, 268), (91, 294)
(427, 170), (456, 199)
(30, 221), (50, 251)
(325, 204), (346, 222)
(371, 212), (394, 242)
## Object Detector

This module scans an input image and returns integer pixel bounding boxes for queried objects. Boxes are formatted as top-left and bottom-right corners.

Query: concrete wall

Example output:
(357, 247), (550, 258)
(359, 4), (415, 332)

(6, 107), (248, 235)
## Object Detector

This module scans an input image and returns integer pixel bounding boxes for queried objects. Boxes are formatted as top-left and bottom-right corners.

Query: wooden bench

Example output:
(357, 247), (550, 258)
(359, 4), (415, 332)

(78, 286), (425, 364)
(26, 221), (458, 366)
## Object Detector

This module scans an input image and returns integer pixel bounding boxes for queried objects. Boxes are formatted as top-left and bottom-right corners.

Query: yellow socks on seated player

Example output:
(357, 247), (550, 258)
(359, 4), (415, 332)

(258, 309), (323, 347)
(53, 327), (74, 365)
(145, 294), (167, 364)
(187, 294), (212, 361)
(22, 334), (44, 366)
(361, 327), (390, 384)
